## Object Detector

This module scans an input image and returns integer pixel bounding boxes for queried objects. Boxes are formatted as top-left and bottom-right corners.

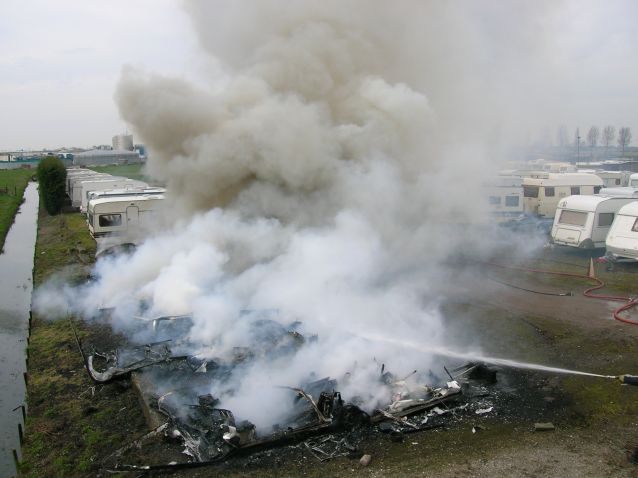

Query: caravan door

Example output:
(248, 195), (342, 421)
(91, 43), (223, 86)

(126, 205), (139, 228)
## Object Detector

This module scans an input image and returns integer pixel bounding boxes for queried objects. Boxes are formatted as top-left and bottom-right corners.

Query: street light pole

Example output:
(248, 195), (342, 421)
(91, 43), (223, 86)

(577, 134), (581, 162)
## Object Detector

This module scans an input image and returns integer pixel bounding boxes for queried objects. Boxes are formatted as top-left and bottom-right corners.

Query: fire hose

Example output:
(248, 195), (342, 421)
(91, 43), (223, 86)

(484, 261), (638, 327)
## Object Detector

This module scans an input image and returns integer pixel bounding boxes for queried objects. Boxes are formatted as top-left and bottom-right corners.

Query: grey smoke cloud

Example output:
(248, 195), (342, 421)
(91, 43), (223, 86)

(34, 0), (562, 428)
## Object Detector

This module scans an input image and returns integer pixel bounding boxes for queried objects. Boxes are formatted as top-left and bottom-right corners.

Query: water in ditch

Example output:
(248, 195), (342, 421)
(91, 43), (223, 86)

(0, 182), (39, 477)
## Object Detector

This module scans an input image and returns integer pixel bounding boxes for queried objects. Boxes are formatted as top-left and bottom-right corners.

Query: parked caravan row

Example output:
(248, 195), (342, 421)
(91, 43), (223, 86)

(551, 195), (637, 249)
(66, 167), (166, 239)
(550, 186), (638, 260)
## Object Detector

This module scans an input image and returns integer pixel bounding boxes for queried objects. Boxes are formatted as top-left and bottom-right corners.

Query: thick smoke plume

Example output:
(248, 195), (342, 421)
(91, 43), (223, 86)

(34, 1), (560, 429)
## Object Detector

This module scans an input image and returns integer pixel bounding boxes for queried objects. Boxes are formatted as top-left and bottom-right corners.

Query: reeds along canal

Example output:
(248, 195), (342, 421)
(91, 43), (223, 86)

(0, 182), (38, 477)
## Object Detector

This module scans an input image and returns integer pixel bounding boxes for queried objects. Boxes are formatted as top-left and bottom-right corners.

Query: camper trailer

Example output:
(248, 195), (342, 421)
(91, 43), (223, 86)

(79, 178), (149, 212)
(526, 159), (577, 173)
(87, 194), (165, 237)
(69, 174), (115, 207)
(522, 173), (603, 218)
(66, 168), (96, 194)
(598, 187), (638, 198)
(87, 186), (166, 203)
(605, 201), (638, 261)
(592, 171), (632, 188)
(483, 176), (524, 222)
(551, 195), (638, 249)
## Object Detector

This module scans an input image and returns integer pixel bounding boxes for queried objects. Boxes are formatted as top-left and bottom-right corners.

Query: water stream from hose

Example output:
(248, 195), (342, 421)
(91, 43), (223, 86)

(359, 333), (618, 379)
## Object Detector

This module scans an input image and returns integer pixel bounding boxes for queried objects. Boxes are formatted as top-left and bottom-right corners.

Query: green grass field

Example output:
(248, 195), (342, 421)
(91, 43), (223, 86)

(0, 169), (35, 252)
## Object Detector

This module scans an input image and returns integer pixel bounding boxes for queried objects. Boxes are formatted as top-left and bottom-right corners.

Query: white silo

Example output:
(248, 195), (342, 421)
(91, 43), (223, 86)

(112, 134), (134, 151)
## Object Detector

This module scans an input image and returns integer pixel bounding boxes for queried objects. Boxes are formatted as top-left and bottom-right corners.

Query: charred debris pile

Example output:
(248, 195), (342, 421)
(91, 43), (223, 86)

(74, 311), (509, 472)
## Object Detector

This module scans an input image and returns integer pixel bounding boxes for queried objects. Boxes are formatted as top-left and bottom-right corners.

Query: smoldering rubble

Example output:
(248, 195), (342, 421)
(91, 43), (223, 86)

(73, 310), (508, 471)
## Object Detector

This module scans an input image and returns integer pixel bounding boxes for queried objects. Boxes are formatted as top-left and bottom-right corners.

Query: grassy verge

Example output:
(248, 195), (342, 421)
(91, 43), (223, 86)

(21, 207), (147, 478)
(0, 169), (34, 252)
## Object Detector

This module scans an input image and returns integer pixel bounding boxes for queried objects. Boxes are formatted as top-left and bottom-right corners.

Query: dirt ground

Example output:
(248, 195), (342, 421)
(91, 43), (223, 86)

(122, 251), (638, 477)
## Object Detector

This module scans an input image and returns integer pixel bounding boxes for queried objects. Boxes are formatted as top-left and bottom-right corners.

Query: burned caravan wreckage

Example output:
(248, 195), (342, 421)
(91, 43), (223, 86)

(75, 311), (500, 471)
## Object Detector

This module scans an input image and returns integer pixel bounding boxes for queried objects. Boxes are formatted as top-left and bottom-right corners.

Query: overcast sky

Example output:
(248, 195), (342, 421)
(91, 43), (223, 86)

(0, 0), (198, 150)
(1, 0), (637, 151)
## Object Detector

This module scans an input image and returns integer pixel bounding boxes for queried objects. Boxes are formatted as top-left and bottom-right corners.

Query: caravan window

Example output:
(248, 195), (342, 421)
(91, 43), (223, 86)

(558, 210), (587, 226)
(489, 196), (501, 205)
(505, 195), (520, 207)
(544, 187), (555, 197)
(523, 186), (539, 198)
(571, 186), (580, 195)
(88, 214), (93, 226)
(598, 213), (614, 227)
(594, 186), (602, 194)
(633, 218), (638, 233)
(98, 214), (122, 227)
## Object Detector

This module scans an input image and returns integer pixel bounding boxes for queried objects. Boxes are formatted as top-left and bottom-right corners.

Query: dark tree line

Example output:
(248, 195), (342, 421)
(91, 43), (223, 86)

(37, 156), (67, 215)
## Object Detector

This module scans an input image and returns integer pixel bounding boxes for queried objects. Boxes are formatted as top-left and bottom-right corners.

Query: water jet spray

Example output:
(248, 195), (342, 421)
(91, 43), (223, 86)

(356, 333), (627, 381)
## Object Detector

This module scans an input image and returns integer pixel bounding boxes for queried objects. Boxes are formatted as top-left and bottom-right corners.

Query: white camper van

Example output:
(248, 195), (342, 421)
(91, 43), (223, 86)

(551, 195), (638, 249)
(79, 178), (149, 212)
(522, 173), (603, 218)
(87, 194), (165, 237)
(605, 201), (638, 261)
(483, 176), (524, 222)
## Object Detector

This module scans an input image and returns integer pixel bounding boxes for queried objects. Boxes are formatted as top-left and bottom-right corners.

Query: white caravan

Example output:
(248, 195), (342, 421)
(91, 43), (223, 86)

(483, 176), (524, 222)
(87, 186), (166, 203)
(526, 159), (576, 173)
(589, 171), (632, 188)
(66, 168), (95, 195)
(551, 195), (638, 249)
(630, 174), (638, 187)
(605, 201), (638, 261)
(522, 173), (603, 218)
(69, 174), (114, 207)
(79, 178), (149, 212)
(87, 194), (165, 237)
(598, 187), (638, 198)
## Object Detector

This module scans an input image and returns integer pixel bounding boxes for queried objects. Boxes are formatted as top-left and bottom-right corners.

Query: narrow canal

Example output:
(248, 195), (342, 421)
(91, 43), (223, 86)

(0, 182), (39, 477)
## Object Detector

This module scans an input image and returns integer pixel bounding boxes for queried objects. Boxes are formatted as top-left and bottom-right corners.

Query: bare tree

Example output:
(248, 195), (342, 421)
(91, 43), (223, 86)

(587, 126), (599, 159)
(602, 125), (615, 158)
(618, 127), (632, 156)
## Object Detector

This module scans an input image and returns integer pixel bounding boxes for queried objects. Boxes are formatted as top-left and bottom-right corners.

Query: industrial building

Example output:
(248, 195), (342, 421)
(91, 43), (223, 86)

(73, 149), (141, 167)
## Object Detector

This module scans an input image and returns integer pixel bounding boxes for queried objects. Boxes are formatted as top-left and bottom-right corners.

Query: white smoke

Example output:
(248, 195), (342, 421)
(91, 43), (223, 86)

(34, 0), (562, 429)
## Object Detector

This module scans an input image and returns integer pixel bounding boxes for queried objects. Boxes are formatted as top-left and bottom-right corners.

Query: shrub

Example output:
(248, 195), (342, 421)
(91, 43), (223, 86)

(37, 157), (67, 215)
